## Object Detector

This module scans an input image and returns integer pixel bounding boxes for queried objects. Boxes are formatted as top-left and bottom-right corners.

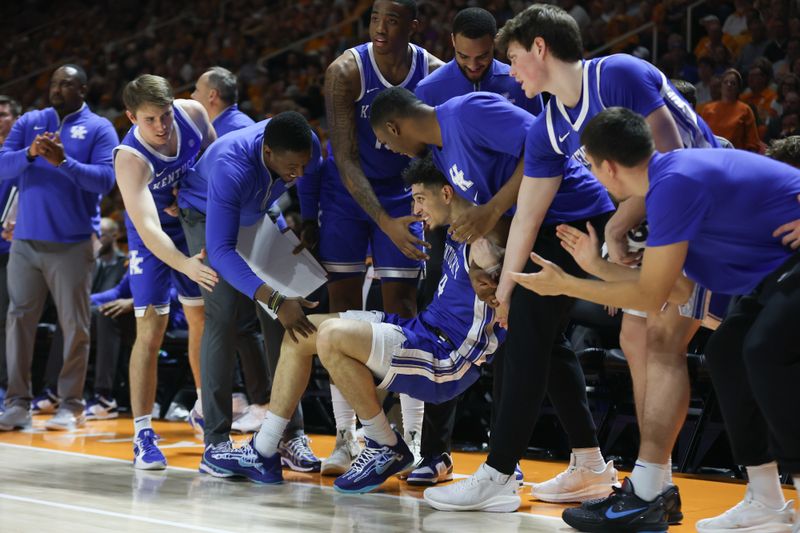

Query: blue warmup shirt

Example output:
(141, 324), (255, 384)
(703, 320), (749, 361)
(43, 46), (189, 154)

(431, 92), (612, 225)
(344, 42), (429, 181)
(525, 54), (718, 177)
(415, 58), (543, 115)
(646, 149), (800, 295)
(114, 103), (202, 227)
(184, 119), (323, 299)
(212, 104), (255, 138)
(0, 178), (18, 254)
(0, 104), (117, 242)
(431, 92), (532, 210)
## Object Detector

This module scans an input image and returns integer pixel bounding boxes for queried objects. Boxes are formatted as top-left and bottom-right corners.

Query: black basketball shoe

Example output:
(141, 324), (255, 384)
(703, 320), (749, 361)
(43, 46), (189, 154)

(561, 477), (669, 532)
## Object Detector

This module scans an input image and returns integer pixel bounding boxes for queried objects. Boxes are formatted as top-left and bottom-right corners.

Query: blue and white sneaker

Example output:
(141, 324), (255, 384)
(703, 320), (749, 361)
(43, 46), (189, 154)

(237, 434), (283, 484)
(188, 406), (204, 438)
(407, 453), (454, 486)
(334, 430), (414, 494)
(278, 435), (322, 472)
(133, 428), (167, 470)
(32, 388), (59, 414)
(84, 395), (119, 420)
(199, 441), (243, 478)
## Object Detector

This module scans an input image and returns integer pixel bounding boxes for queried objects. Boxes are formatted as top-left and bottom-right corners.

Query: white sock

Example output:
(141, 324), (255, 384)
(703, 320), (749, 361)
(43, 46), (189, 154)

(195, 389), (203, 415)
(330, 384), (356, 434)
(399, 394), (424, 442)
(746, 462), (785, 508)
(573, 447), (606, 472)
(134, 414), (152, 436)
(630, 459), (668, 502)
(255, 411), (289, 457)
(360, 412), (397, 446)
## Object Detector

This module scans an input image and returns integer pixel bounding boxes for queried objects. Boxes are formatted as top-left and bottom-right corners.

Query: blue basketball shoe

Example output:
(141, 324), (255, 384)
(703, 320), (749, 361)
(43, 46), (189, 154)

(334, 430), (414, 494)
(561, 478), (669, 532)
(133, 428), (167, 470)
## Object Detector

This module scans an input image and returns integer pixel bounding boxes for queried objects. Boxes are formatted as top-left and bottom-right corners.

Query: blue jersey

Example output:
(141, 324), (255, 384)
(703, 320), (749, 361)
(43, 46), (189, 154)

(114, 103), (202, 226)
(185, 119), (323, 299)
(419, 234), (504, 365)
(415, 58), (543, 115)
(645, 149), (800, 295)
(525, 54), (718, 178)
(0, 104), (117, 243)
(212, 104), (255, 138)
(431, 92), (531, 209)
(344, 42), (429, 181)
(434, 92), (613, 225)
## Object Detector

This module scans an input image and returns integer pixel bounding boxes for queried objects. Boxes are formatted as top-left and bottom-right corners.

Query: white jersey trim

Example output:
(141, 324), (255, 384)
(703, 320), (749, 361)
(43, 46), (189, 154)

(132, 111), (183, 164)
(113, 145), (156, 184)
(555, 58), (593, 132)
(351, 48), (367, 102)
(545, 103), (564, 156)
(175, 100), (204, 140)
(367, 42), (419, 90)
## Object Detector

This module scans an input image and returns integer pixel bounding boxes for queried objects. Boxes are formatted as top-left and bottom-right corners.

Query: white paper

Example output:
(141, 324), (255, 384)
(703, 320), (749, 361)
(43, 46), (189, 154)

(1, 185), (18, 226)
(236, 216), (328, 318)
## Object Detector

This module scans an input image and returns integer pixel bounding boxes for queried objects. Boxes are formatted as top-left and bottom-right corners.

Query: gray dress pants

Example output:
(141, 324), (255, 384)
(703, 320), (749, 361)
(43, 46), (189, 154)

(179, 208), (302, 445)
(5, 239), (93, 414)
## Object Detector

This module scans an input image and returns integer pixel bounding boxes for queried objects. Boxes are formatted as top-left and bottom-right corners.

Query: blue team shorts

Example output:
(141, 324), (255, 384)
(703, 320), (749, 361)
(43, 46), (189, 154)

(319, 159), (423, 282)
(339, 310), (483, 404)
(125, 215), (203, 317)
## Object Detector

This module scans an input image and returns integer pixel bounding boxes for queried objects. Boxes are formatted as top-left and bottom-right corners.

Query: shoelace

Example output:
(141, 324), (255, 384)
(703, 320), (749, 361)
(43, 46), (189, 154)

(239, 443), (262, 467)
(553, 465), (579, 483)
(137, 431), (161, 454)
(285, 436), (317, 461)
(348, 446), (383, 474)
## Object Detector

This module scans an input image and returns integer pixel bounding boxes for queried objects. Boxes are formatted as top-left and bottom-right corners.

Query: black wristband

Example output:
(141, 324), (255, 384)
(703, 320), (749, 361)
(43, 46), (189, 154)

(25, 148), (35, 162)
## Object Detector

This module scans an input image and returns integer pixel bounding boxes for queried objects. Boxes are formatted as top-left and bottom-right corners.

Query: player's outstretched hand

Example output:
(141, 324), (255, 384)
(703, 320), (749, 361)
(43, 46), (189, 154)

(469, 267), (499, 307)
(277, 298), (319, 343)
(449, 204), (498, 244)
(382, 215), (430, 261)
(556, 221), (602, 275)
(293, 220), (319, 255)
(183, 249), (218, 292)
(773, 195), (800, 249)
(511, 252), (570, 297)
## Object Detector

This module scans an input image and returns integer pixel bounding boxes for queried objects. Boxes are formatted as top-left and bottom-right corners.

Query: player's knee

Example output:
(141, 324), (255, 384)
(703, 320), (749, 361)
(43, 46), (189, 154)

(316, 319), (345, 362)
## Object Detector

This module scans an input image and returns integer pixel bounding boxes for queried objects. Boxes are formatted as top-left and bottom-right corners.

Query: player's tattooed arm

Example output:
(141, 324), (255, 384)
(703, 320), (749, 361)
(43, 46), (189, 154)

(325, 53), (429, 260)
(324, 54), (386, 223)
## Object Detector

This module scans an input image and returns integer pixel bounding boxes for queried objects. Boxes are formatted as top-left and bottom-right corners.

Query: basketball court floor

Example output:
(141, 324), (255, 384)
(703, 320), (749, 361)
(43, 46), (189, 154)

(0, 416), (796, 532)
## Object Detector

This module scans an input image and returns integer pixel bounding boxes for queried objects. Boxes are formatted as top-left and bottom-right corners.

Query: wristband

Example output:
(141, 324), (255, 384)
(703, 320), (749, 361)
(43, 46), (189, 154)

(26, 148), (36, 162)
(268, 290), (286, 314)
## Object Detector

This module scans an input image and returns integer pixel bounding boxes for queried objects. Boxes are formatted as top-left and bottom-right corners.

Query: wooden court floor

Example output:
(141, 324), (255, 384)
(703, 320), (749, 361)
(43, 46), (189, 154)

(0, 416), (795, 532)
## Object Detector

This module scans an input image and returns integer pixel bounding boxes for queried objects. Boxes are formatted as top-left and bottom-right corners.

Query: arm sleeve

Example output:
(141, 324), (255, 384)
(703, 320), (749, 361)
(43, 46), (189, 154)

(523, 114), (568, 178)
(646, 176), (712, 246)
(0, 115), (33, 180)
(297, 133), (323, 221)
(462, 94), (532, 158)
(206, 158), (265, 299)
(598, 55), (666, 118)
(58, 120), (117, 194)
(91, 271), (131, 306)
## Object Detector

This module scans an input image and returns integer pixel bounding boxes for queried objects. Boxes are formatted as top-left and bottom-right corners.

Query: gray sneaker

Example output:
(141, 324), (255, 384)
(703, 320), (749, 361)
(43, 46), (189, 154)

(0, 405), (32, 431)
(45, 408), (86, 431)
